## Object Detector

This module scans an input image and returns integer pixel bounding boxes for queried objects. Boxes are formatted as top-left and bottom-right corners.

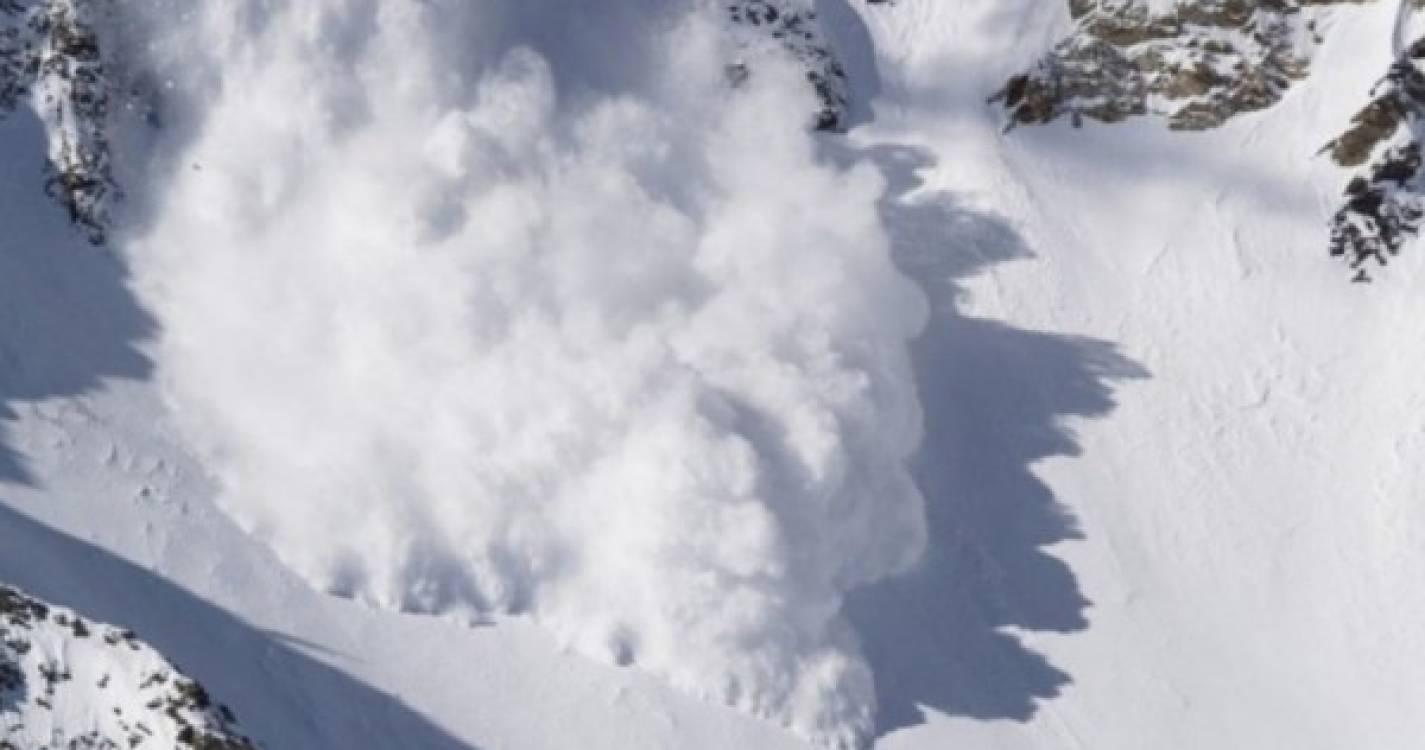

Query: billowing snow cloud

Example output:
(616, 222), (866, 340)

(122, 1), (927, 745)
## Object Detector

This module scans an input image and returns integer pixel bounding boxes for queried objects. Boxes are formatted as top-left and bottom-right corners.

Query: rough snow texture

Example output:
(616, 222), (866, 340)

(0, 585), (254, 750)
(123, 2), (926, 748)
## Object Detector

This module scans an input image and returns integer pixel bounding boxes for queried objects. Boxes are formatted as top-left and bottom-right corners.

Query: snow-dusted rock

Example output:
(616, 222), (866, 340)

(993, 0), (1357, 131)
(725, 0), (851, 130)
(1322, 24), (1425, 278)
(0, 0), (118, 244)
(0, 585), (255, 750)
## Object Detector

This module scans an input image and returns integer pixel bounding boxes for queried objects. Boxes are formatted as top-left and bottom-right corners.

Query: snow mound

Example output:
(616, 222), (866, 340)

(122, 1), (927, 746)
(0, 585), (254, 750)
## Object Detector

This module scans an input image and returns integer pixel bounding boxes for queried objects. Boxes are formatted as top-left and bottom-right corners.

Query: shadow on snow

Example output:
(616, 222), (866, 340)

(844, 142), (1148, 739)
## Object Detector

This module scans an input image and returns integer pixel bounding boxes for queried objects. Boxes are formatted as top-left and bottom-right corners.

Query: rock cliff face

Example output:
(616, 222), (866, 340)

(1, 585), (255, 750)
(997, 0), (1425, 279)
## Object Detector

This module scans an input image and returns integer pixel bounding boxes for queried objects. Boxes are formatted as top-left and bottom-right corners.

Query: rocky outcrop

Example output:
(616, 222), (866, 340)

(1322, 34), (1425, 279)
(0, 0), (117, 244)
(1, 585), (256, 750)
(997, 0), (1425, 279)
(725, 0), (852, 130)
(991, 0), (1367, 131)
(0, 0), (862, 251)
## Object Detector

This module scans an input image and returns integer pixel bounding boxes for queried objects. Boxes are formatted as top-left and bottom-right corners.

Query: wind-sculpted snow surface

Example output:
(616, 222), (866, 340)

(124, 2), (927, 747)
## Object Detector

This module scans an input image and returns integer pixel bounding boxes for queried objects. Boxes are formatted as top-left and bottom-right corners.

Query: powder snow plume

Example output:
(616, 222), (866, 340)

(119, 1), (928, 745)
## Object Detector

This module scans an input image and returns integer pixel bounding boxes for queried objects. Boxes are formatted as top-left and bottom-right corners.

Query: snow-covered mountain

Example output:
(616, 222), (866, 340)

(2, 1), (1424, 749)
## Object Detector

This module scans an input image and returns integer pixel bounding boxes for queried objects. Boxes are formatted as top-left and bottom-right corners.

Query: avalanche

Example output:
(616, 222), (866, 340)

(119, 1), (926, 747)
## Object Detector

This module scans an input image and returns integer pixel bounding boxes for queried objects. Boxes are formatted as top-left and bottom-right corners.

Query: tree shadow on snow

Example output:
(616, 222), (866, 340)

(0, 109), (473, 749)
(843, 143), (1149, 739)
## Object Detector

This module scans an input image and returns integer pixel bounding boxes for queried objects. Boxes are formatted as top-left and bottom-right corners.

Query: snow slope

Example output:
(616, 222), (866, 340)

(851, 0), (1425, 747)
(1, 0), (1424, 749)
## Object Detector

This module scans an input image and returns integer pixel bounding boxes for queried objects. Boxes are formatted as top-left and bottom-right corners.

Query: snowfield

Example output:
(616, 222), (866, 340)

(2, 0), (1424, 749)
